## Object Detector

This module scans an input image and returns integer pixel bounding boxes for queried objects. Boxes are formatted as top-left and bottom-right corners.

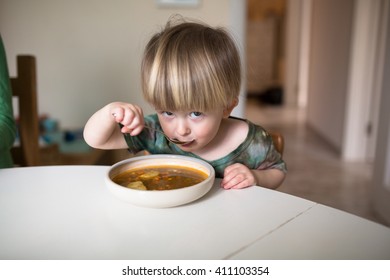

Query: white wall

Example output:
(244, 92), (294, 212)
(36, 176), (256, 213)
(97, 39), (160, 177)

(1, 0), (244, 129)
(306, 0), (354, 151)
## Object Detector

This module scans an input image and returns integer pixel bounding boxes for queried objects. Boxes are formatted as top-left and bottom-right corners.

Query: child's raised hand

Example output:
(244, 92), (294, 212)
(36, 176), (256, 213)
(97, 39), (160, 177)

(221, 163), (256, 189)
(110, 102), (144, 136)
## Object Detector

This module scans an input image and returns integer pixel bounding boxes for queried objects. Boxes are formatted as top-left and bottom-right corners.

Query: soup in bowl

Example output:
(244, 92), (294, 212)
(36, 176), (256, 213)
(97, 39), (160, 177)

(105, 154), (215, 208)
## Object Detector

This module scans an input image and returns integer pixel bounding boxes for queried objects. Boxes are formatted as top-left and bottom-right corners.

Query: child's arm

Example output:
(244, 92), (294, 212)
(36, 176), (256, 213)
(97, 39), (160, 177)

(221, 163), (286, 189)
(83, 102), (144, 150)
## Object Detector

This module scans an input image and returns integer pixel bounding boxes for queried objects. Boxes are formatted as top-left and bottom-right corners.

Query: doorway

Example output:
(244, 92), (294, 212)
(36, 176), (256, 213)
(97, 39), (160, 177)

(246, 0), (286, 106)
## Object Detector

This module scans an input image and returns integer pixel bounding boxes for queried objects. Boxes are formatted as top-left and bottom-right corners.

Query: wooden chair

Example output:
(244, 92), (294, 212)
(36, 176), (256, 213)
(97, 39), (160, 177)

(269, 131), (284, 156)
(9, 55), (117, 166)
(10, 55), (59, 166)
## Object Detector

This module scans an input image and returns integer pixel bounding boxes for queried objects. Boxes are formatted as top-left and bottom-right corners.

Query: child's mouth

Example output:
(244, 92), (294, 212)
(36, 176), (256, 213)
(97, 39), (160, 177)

(178, 139), (195, 147)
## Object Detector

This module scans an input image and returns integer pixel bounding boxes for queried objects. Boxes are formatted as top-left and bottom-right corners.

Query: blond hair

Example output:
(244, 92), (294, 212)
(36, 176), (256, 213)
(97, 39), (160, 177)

(141, 17), (241, 112)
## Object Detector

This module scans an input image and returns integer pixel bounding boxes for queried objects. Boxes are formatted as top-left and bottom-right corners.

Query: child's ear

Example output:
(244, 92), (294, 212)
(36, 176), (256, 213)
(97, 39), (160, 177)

(223, 98), (239, 118)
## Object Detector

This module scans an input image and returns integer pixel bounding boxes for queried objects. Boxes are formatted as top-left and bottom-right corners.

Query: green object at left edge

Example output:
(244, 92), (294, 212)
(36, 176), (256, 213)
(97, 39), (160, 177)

(0, 35), (17, 168)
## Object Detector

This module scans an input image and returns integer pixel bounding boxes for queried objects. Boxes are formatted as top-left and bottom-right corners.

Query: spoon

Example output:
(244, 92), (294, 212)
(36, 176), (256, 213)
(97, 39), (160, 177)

(112, 113), (193, 145)
(143, 124), (193, 145)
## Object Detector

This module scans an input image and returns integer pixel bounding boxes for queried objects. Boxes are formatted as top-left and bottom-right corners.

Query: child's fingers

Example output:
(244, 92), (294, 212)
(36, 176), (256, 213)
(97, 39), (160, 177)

(121, 123), (143, 135)
(111, 109), (124, 123)
(110, 104), (144, 135)
(122, 108), (143, 128)
(128, 126), (144, 136)
(221, 163), (254, 189)
(117, 106), (144, 135)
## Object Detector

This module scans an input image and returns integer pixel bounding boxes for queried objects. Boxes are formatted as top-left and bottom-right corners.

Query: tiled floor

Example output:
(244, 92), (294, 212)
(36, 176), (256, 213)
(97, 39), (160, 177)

(244, 96), (388, 226)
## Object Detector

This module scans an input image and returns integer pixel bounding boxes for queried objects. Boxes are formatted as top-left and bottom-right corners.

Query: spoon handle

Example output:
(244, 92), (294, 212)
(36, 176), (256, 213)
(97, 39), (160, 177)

(143, 125), (189, 145)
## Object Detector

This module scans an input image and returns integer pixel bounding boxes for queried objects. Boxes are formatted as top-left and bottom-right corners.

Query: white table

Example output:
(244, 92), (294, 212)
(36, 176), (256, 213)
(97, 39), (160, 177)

(1, 166), (389, 260)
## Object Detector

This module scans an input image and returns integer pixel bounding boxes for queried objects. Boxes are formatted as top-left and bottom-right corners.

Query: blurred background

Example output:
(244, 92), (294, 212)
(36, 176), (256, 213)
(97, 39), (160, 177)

(1, 0), (389, 225)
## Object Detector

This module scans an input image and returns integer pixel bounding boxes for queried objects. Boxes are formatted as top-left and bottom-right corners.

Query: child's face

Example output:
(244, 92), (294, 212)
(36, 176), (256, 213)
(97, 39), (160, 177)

(156, 108), (225, 152)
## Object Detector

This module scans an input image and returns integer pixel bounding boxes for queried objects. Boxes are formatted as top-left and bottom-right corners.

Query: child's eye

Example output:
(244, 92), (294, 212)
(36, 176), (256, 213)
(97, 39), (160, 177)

(189, 112), (203, 118)
(161, 111), (174, 117)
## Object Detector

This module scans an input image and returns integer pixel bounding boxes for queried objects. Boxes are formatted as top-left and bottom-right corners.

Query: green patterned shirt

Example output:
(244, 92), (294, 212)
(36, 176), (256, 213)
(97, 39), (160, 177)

(123, 114), (287, 178)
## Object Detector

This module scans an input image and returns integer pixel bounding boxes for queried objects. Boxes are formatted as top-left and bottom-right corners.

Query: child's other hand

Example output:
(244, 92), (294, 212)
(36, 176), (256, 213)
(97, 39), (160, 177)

(110, 102), (144, 136)
(221, 163), (256, 189)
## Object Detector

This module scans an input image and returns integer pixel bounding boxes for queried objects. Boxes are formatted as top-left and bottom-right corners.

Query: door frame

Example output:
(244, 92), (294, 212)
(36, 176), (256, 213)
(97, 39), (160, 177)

(342, 0), (387, 162)
(372, 0), (390, 225)
(287, 0), (385, 162)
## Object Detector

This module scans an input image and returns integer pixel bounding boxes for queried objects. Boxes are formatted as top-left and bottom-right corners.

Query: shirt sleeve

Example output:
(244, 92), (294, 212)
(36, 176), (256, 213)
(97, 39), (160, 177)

(256, 130), (287, 173)
(122, 114), (172, 154)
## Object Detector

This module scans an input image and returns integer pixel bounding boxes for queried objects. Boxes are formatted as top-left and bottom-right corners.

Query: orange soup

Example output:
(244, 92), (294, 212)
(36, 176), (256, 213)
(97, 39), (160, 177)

(112, 165), (208, 191)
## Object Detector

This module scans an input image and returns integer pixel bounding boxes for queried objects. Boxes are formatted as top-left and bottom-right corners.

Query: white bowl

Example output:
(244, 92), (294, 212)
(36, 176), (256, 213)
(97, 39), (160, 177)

(105, 154), (215, 208)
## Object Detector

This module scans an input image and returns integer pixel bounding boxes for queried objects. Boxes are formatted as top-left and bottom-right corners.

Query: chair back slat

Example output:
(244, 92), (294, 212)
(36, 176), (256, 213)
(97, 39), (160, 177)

(10, 55), (41, 166)
(269, 131), (284, 156)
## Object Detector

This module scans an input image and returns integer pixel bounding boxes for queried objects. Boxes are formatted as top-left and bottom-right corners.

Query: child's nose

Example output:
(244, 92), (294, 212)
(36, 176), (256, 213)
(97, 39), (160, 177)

(176, 121), (190, 136)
